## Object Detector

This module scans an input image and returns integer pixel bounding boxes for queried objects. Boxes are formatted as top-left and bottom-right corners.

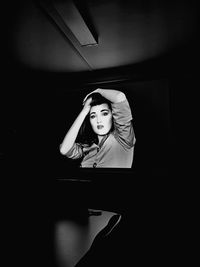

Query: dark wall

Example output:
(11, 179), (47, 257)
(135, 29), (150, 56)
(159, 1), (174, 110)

(2, 71), (173, 179)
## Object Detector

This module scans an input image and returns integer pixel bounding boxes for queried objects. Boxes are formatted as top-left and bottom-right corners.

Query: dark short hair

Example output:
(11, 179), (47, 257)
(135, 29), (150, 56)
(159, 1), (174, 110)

(89, 92), (112, 109)
(76, 92), (113, 146)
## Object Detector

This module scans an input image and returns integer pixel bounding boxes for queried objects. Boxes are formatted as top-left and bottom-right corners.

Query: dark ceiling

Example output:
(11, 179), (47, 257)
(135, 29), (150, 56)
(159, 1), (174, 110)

(4, 0), (198, 78)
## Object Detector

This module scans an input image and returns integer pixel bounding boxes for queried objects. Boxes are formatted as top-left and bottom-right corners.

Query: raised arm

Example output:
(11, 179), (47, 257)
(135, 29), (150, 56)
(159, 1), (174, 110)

(97, 88), (126, 103)
(97, 88), (135, 148)
(83, 88), (126, 104)
(60, 98), (92, 155)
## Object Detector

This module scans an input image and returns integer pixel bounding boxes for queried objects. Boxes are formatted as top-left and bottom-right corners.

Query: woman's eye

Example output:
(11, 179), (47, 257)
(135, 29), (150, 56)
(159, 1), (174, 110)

(90, 115), (95, 119)
(102, 112), (108, 116)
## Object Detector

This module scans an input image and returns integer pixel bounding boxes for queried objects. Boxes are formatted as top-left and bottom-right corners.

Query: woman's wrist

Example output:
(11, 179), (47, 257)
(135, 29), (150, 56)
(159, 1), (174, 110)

(81, 106), (90, 115)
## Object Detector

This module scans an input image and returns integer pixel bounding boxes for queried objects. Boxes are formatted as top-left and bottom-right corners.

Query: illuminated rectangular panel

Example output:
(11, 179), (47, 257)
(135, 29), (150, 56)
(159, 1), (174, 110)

(53, 0), (98, 46)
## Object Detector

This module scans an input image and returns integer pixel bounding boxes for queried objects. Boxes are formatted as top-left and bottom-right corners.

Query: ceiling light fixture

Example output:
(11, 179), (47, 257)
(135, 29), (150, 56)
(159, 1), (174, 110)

(53, 0), (98, 46)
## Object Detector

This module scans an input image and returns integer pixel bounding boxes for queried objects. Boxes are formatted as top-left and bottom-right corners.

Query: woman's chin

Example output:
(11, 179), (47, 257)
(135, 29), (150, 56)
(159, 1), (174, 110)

(97, 131), (109, 136)
(94, 127), (112, 136)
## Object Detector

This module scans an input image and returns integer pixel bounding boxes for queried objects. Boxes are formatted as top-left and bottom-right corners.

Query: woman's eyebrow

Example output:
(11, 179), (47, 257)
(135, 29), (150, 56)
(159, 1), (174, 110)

(90, 109), (109, 115)
(100, 109), (109, 112)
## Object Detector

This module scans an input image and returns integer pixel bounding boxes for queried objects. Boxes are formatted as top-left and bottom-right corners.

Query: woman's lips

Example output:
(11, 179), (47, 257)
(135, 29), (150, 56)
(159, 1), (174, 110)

(97, 125), (104, 129)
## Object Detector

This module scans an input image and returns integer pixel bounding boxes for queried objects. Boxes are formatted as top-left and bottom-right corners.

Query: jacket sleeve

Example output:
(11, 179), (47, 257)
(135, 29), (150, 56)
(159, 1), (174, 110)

(112, 99), (136, 149)
(62, 142), (83, 159)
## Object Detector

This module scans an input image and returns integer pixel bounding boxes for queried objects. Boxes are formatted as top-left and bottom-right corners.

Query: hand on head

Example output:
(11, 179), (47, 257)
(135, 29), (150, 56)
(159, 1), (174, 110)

(82, 97), (92, 113)
(83, 88), (101, 104)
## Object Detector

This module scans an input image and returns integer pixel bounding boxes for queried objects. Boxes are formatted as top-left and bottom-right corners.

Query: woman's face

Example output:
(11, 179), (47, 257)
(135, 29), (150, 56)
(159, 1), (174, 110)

(89, 103), (112, 136)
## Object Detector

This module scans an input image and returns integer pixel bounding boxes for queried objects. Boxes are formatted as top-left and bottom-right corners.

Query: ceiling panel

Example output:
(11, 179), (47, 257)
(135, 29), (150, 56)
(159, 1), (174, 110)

(10, 0), (91, 72)
(5, 0), (198, 73)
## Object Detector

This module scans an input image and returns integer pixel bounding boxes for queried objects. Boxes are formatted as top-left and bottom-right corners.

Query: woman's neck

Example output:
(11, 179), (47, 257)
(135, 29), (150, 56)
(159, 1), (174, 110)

(97, 132), (111, 145)
(98, 135), (104, 144)
(99, 134), (111, 145)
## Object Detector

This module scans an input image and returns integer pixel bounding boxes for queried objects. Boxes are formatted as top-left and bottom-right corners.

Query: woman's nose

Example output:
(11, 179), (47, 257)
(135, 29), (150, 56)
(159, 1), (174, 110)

(97, 116), (102, 123)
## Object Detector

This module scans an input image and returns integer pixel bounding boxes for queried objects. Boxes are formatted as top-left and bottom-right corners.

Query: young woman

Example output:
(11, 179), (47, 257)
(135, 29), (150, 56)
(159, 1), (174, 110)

(60, 88), (136, 168)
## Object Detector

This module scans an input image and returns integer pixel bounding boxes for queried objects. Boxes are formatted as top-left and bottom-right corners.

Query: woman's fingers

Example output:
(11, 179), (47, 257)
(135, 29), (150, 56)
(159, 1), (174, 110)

(83, 89), (100, 103)
(82, 97), (92, 107)
(83, 93), (90, 104)
(83, 92), (94, 103)
(85, 97), (92, 105)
